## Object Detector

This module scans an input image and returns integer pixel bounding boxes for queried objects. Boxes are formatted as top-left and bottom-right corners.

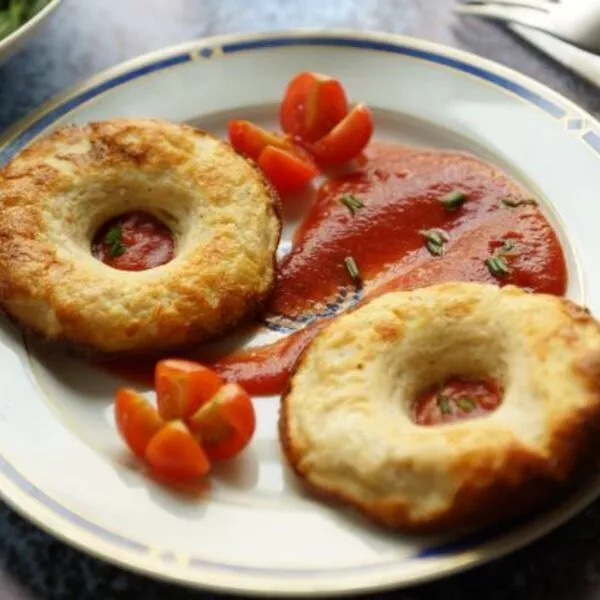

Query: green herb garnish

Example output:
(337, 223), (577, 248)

(500, 197), (537, 208)
(485, 255), (510, 278)
(456, 396), (476, 412)
(437, 393), (451, 415)
(485, 237), (519, 273)
(420, 229), (448, 256)
(340, 194), (364, 215)
(344, 256), (361, 284)
(0, 0), (50, 41)
(440, 190), (466, 211)
(500, 239), (516, 254)
(105, 225), (125, 257)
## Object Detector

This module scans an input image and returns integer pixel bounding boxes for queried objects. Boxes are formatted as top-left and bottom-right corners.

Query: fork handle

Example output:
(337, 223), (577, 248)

(509, 23), (600, 88)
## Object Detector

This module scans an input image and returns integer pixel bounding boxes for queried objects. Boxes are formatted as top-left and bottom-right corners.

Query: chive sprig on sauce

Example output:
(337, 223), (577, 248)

(439, 190), (466, 211)
(340, 193), (364, 215)
(437, 393), (451, 415)
(105, 226), (125, 257)
(485, 237), (520, 278)
(500, 197), (537, 208)
(485, 255), (510, 277)
(344, 256), (361, 284)
(420, 229), (448, 256)
(456, 396), (476, 412)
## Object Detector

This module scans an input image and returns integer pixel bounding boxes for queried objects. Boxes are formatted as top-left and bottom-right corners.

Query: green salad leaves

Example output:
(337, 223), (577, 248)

(0, 0), (50, 42)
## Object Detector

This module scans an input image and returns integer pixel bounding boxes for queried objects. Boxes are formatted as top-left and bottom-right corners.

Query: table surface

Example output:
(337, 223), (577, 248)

(1, 1), (600, 598)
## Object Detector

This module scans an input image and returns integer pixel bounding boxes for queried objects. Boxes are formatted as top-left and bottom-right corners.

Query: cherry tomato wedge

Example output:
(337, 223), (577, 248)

(145, 421), (211, 481)
(187, 383), (255, 461)
(257, 145), (319, 194)
(228, 120), (293, 162)
(114, 388), (164, 458)
(310, 104), (374, 166)
(280, 72), (348, 143)
(155, 359), (224, 421)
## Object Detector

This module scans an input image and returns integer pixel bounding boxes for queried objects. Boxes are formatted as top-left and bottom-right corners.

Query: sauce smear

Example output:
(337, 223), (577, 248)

(412, 378), (503, 426)
(213, 144), (566, 394)
(102, 143), (567, 395)
(270, 143), (566, 317)
(92, 211), (174, 271)
(208, 321), (329, 396)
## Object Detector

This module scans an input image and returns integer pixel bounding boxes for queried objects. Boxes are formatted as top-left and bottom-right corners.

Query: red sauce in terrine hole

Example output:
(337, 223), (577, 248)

(412, 378), (503, 426)
(92, 211), (174, 271)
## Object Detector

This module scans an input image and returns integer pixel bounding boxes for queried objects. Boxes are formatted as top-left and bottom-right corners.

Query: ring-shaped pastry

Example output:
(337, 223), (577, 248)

(280, 283), (600, 532)
(0, 119), (281, 353)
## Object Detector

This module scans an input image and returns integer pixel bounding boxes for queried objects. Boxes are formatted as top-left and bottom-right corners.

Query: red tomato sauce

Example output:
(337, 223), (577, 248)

(270, 143), (565, 316)
(100, 323), (327, 395)
(102, 143), (567, 395)
(207, 320), (330, 396)
(92, 211), (174, 271)
(412, 378), (503, 426)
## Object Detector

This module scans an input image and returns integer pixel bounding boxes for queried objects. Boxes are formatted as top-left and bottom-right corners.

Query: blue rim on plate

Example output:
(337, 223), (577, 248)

(1, 30), (600, 596)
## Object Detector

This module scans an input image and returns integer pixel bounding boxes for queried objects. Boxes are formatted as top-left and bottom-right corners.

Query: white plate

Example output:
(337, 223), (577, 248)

(0, 0), (60, 64)
(1, 30), (600, 596)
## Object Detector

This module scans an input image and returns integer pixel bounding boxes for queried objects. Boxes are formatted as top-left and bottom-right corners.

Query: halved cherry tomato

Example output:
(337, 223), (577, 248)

(228, 120), (293, 162)
(280, 72), (348, 143)
(155, 359), (224, 421)
(187, 383), (255, 461)
(114, 388), (164, 458)
(310, 104), (374, 166)
(145, 421), (211, 481)
(257, 145), (319, 194)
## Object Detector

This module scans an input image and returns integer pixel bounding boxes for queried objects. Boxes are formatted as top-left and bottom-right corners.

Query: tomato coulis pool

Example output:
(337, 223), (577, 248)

(92, 211), (174, 271)
(102, 143), (567, 395)
(270, 143), (565, 316)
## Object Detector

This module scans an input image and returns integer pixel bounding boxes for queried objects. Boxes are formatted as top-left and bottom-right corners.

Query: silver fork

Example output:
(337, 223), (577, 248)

(455, 0), (600, 53)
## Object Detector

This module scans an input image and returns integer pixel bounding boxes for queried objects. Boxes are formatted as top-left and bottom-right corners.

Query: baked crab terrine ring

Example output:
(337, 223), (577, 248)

(0, 118), (281, 353)
(280, 282), (600, 532)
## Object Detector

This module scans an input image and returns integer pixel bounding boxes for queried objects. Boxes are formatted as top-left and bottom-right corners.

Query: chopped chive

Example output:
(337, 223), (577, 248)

(490, 238), (519, 260)
(500, 197), (537, 208)
(485, 255), (510, 277)
(420, 229), (448, 256)
(440, 190), (466, 211)
(457, 396), (476, 412)
(420, 229), (446, 247)
(105, 225), (125, 257)
(110, 242), (125, 257)
(105, 226), (120, 245)
(501, 239), (516, 253)
(437, 393), (451, 415)
(344, 256), (361, 283)
(426, 240), (444, 256)
(340, 193), (364, 215)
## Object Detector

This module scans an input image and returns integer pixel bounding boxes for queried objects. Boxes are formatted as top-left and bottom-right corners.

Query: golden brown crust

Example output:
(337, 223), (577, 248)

(279, 283), (600, 532)
(0, 119), (281, 353)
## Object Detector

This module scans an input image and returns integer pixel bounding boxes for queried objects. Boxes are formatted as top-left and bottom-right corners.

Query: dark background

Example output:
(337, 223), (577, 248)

(1, 1), (600, 598)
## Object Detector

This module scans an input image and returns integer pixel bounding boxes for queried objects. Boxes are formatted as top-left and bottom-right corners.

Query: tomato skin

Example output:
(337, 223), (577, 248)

(145, 421), (211, 481)
(155, 359), (224, 421)
(257, 145), (319, 194)
(228, 120), (293, 162)
(311, 104), (374, 165)
(115, 388), (164, 458)
(187, 383), (256, 461)
(280, 72), (348, 143)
